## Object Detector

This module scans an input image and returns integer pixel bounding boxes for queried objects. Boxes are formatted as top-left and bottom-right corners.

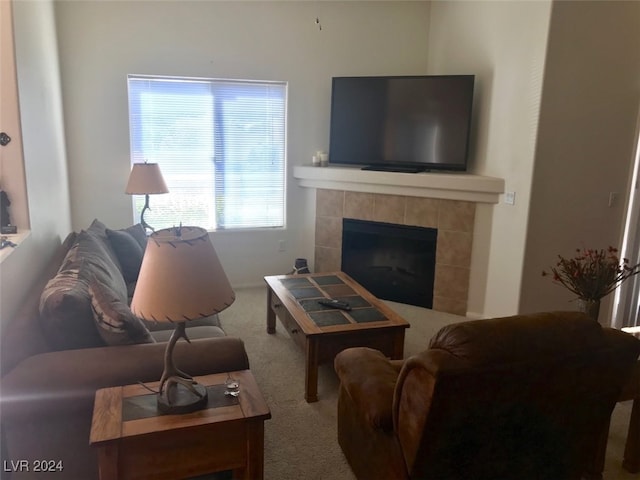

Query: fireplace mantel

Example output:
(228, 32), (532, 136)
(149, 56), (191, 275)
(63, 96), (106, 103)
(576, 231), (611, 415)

(294, 165), (505, 204)
(294, 165), (504, 204)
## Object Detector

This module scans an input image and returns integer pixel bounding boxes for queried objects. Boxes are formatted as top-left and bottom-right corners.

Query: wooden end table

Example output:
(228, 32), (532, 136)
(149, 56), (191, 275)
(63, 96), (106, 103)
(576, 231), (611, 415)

(264, 271), (410, 403)
(90, 370), (271, 480)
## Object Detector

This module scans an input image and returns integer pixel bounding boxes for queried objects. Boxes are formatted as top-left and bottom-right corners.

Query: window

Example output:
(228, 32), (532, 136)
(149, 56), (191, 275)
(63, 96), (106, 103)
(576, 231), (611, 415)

(128, 75), (287, 230)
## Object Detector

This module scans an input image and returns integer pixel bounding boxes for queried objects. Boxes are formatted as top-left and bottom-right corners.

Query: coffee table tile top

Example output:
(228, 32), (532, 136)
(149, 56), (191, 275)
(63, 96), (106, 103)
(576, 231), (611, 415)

(299, 296), (372, 312)
(299, 299), (334, 312)
(309, 311), (350, 327)
(281, 277), (313, 288)
(349, 308), (387, 323)
(322, 284), (356, 297)
(288, 287), (322, 299)
(313, 275), (345, 286)
(122, 384), (239, 421)
(279, 273), (389, 328)
(267, 271), (410, 335)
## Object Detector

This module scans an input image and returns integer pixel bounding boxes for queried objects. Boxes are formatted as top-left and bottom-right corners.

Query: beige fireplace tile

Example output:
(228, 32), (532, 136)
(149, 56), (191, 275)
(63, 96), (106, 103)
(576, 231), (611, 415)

(373, 194), (406, 224)
(433, 296), (467, 316)
(438, 200), (476, 232)
(317, 189), (344, 217)
(436, 230), (473, 268)
(405, 197), (439, 228)
(316, 216), (342, 248)
(314, 188), (476, 315)
(434, 264), (470, 301)
(315, 246), (341, 272)
(344, 192), (376, 221)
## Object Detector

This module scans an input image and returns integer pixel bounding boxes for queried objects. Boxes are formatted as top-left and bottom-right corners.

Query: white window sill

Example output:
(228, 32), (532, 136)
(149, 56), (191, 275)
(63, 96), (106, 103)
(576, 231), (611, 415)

(0, 230), (31, 264)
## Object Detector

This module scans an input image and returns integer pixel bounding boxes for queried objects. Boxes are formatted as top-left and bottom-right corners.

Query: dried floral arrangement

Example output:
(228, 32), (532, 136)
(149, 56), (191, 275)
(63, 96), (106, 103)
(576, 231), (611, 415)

(543, 247), (640, 301)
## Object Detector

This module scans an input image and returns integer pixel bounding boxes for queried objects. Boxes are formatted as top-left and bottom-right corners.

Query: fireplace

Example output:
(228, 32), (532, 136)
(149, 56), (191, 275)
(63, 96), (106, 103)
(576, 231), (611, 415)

(342, 219), (437, 308)
(314, 189), (476, 316)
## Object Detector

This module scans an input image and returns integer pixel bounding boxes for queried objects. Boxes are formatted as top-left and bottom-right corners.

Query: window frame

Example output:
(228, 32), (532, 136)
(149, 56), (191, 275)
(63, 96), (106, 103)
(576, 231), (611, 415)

(127, 74), (288, 232)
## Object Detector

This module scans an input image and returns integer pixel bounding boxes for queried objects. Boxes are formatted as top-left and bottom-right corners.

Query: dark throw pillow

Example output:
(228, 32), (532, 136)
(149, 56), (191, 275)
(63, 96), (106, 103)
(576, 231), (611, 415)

(106, 228), (145, 284)
(124, 223), (148, 250)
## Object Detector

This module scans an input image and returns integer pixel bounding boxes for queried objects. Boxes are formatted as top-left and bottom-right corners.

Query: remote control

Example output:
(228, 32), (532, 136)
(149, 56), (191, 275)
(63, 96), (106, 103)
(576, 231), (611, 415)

(318, 299), (352, 311)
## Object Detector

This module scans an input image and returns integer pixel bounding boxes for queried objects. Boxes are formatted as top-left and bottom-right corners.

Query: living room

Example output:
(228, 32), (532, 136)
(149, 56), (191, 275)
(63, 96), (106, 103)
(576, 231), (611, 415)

(1, 1), (640, 478)
(3, 1), (640, 328)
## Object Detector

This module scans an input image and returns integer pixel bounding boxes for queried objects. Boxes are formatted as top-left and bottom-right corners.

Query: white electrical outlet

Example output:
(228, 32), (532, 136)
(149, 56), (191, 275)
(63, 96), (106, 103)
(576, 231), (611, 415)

(278, 240), (286, 252)
(504, 191), (516, 205)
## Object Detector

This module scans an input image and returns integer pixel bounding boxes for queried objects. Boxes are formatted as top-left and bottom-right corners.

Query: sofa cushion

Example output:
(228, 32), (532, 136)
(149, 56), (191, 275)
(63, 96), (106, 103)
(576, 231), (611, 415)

(89, 278), (155, 345)
(106, 228), (144, 284)
(151, 325), (226, 342)
(142, 314), (223, 332)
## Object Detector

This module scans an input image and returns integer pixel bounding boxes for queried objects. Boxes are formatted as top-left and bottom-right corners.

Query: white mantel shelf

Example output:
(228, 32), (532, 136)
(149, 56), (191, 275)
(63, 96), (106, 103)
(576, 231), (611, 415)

(293, 165), (505, 204)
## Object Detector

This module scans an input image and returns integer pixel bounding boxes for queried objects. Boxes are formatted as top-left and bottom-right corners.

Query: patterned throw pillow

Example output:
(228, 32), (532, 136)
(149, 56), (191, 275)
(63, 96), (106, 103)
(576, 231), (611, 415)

(39, 245), (106, 350)
(39, 224), (131, 350)
(89, 277), (155, 345)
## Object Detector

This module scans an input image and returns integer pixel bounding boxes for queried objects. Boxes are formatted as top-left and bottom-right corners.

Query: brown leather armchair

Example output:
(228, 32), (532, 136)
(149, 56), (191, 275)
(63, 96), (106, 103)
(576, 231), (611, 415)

(334, 312), (640, 480)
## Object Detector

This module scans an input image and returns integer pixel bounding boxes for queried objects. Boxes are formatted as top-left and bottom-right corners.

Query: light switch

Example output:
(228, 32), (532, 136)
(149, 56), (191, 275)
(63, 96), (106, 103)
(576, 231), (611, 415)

(504, 191), (516, 205)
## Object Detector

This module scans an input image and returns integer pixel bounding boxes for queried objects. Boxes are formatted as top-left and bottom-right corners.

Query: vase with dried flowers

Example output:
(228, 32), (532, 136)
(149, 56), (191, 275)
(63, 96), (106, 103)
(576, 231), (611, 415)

(542, 247), (640, 324)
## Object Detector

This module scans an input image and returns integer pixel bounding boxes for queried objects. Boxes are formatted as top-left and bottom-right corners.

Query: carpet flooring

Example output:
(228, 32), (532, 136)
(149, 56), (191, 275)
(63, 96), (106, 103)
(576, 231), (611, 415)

(219, 286), (638, 480)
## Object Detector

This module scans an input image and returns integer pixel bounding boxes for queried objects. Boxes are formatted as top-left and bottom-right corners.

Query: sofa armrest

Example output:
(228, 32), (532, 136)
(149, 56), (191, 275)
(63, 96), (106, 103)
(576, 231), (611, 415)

(1, 336), (249, 419)
(334, 347), (402, 432)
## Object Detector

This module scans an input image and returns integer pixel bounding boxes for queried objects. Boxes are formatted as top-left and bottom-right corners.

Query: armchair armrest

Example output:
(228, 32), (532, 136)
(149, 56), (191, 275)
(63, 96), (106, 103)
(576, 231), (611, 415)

(334, 347), (402, 431)
(1, 336), (249, 419)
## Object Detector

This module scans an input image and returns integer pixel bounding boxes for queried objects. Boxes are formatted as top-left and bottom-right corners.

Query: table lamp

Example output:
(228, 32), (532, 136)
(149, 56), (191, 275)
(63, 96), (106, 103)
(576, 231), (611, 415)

(125, 162), (169, 232)
(130, 225), (235, 414)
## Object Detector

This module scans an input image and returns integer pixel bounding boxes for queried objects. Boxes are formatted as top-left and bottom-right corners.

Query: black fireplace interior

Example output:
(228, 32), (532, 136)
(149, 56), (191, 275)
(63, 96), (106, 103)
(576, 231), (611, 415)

(341, 218), (437, 308)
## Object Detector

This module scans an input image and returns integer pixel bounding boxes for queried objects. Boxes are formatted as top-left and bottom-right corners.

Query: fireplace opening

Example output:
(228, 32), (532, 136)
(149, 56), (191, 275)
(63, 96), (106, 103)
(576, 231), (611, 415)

(341, 218), (437, 308)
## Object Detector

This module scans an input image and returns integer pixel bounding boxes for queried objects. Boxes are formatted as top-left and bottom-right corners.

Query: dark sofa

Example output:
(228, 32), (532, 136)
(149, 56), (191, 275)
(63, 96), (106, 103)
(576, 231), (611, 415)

(0, 220), (250, 479)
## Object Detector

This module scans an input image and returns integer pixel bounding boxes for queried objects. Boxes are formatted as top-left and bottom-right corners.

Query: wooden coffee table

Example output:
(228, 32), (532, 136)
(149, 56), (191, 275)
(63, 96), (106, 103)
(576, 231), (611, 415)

(90, 370), (271, 480)
(264, 271), (410, 402)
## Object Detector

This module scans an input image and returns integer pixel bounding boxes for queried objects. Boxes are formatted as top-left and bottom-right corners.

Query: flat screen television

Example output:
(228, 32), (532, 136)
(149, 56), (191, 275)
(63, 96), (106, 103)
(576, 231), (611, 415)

(329, 75), (475, 173)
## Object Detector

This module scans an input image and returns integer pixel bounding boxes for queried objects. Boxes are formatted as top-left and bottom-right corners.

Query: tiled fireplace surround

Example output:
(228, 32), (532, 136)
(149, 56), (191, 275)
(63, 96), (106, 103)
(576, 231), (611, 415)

(314, 189), (475, 316)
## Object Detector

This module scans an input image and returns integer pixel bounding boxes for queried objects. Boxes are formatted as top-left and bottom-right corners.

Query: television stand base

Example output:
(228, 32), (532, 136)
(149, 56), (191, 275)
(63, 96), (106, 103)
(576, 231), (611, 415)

(362, 165), (427, 174)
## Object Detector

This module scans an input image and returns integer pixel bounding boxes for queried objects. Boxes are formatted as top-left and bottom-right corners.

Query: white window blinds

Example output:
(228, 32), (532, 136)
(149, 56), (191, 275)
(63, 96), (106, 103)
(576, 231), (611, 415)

(128, 75), (287, 230)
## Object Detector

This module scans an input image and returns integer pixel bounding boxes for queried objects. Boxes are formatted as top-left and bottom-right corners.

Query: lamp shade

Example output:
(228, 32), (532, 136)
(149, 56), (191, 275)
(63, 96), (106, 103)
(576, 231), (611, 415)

(125, 163), (169, 195)
(130, 226), (235, 323)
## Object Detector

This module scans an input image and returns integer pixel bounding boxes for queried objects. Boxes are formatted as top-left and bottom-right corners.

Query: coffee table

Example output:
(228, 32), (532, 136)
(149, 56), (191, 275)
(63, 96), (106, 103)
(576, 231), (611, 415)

(90, 370), (271, 479)
(264, 271), (410, 402)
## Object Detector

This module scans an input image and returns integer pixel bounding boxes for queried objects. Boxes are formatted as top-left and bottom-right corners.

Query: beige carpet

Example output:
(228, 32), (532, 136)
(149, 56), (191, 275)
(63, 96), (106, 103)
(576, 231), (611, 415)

(220, 286), (638, 480)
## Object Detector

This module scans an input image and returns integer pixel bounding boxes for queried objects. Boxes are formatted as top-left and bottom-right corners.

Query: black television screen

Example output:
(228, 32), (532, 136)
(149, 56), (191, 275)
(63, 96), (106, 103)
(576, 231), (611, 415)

(329, 75), (475, 172)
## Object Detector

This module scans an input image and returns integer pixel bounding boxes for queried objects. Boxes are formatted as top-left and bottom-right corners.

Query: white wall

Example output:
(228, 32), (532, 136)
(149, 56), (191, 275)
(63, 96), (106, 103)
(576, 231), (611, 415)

(0, 0), (72, 325)
(54, 0), (431, 287)
(1, 0), (29, 231)
(519, 0), (640, 324)
(426, 1), (552, 317)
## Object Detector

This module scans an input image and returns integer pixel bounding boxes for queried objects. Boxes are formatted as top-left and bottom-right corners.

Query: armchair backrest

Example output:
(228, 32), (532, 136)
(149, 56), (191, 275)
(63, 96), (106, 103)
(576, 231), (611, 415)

(393, 311), (640, 480)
